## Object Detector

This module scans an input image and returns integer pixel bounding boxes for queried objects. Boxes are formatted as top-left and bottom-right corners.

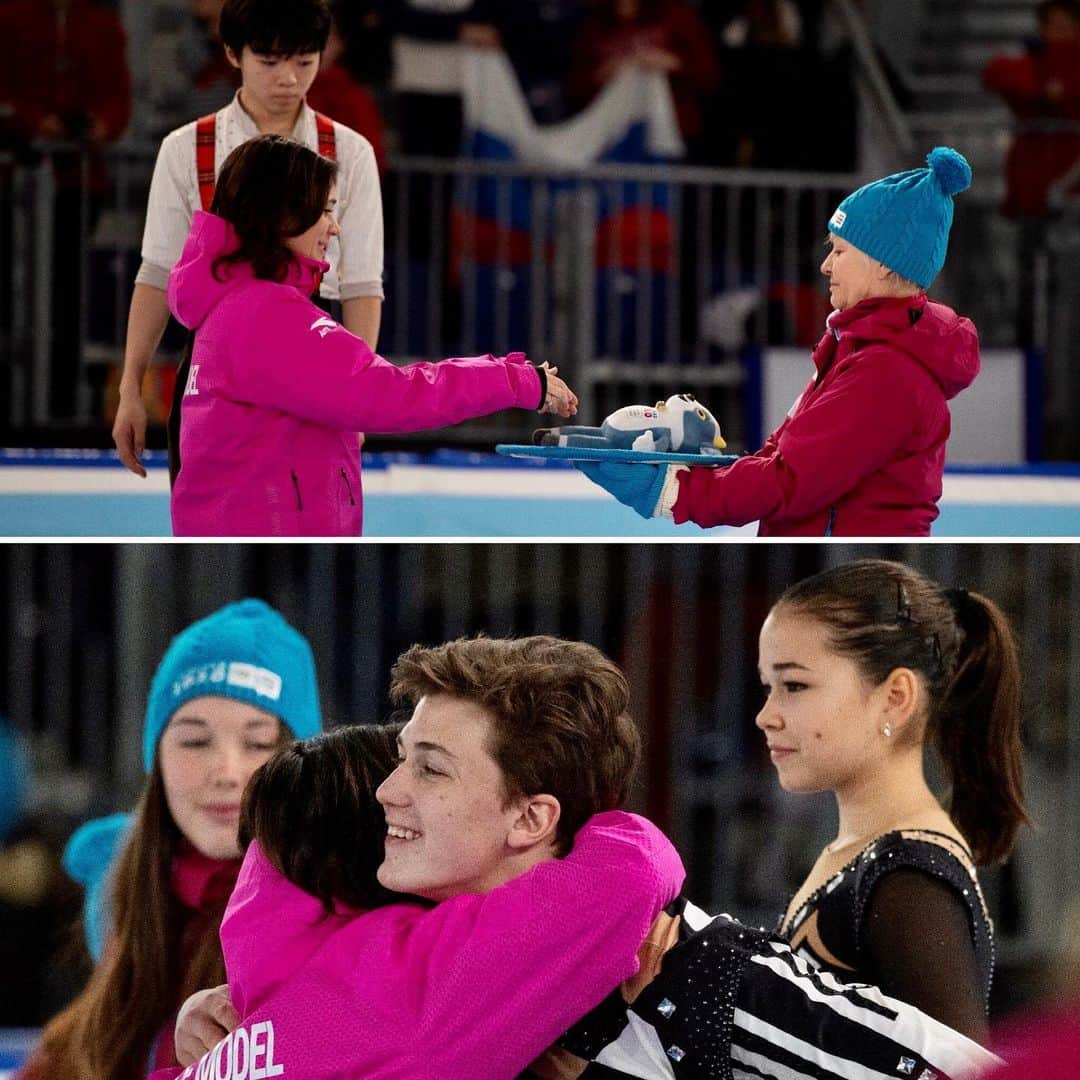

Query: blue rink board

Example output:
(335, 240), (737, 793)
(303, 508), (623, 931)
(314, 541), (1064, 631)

(2, 451), (1080, 536)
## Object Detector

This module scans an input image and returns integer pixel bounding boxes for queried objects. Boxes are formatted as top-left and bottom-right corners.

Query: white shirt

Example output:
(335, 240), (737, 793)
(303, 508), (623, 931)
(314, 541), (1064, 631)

(137, 93), (383, 301)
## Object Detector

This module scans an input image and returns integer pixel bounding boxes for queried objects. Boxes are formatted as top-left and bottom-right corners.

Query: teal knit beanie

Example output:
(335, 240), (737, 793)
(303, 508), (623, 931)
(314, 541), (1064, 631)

(827, 147), (972, 289)
(143, 598), (321, 770)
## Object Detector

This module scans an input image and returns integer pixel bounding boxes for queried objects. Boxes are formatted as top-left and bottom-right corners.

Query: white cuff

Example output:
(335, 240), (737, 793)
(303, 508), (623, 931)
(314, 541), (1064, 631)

(657, 465), (688, 518)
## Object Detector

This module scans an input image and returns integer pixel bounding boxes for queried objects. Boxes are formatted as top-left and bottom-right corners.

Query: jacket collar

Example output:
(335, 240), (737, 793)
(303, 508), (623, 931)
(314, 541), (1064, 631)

(826, 293), (928, 337)
(171, 839), (242, 913)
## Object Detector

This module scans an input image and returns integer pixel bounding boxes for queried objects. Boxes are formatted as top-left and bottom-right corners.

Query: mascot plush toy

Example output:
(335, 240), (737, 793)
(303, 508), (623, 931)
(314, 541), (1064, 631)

(534, 393), (726, 455)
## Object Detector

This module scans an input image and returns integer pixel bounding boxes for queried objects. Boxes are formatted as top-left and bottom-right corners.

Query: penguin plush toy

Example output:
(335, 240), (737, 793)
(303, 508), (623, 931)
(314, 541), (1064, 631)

(534, 393), (726, 455)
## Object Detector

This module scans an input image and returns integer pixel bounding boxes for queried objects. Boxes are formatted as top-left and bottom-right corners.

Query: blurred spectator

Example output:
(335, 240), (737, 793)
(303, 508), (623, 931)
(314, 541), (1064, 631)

(0, 0), (131, 419)
(497, 1), (588, 124)
(337, 0), (394, 93)
(309, 6), (387, 172)
(567, 0), (719, 160)
(177, 0), (239, 122)
(0, 720), (68, 1027)
(983, 0), (1080, 345)
(718, 0), (802, 49)
(704, 0), (852, 172)
(387, 0), (502, 157)
(983, 0), (1080, 218)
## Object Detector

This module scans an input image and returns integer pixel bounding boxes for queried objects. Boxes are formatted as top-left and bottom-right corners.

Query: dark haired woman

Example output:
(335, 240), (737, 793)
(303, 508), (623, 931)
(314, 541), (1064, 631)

(756, 558), (1027, 1042)
(167, 134), (577, 536)
(16, 599), (321, 1079)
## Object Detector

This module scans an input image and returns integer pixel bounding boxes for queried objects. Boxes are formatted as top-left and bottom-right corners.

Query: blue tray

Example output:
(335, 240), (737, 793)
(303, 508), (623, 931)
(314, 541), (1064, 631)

(496, 444), (738, 467)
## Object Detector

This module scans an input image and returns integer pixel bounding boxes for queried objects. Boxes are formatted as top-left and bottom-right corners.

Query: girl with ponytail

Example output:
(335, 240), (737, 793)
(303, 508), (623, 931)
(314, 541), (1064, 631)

(756, 558), (1028, 1042)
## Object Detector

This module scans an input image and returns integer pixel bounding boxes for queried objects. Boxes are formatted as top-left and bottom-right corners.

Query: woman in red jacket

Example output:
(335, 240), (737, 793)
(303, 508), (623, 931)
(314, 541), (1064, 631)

(578, 146), (979, 537)
(567, 0), (719, 156)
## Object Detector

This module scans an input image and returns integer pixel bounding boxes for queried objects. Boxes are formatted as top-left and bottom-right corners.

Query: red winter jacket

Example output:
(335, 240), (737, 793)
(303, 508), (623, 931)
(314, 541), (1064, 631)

(672, 295), (980, 536)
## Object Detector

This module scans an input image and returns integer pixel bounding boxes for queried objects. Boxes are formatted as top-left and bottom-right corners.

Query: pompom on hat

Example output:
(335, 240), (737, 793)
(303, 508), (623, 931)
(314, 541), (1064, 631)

(827, 147), (972, 289)
(143, 598), (321, 771)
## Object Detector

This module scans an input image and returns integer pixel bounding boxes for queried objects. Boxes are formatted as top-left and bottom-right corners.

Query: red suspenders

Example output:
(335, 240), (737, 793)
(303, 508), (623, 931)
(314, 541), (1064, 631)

(315, 111), (335, 160)
(195, 110), (338, 212)
(196, 114), (217, 212)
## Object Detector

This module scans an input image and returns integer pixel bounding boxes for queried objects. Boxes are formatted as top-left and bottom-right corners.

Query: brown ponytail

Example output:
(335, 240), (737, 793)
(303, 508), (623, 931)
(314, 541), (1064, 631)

(934, 589), (1028, 865)
(774, 559), (1029, 866)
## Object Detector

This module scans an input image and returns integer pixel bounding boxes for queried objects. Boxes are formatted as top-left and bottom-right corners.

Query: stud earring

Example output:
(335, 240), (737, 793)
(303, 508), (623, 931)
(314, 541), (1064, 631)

(883, 723), (893, 738)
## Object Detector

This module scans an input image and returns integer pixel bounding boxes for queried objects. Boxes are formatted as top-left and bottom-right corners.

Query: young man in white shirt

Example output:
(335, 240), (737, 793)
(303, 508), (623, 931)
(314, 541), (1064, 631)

(113, 0), (383, 476)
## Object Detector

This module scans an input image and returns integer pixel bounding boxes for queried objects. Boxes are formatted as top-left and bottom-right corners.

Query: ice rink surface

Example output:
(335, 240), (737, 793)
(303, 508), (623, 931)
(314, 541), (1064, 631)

(2, 450), (1080, 537)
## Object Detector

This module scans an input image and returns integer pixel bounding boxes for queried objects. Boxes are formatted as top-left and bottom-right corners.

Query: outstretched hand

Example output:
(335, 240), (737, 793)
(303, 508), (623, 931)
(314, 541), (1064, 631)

(538, 363), (578, 418)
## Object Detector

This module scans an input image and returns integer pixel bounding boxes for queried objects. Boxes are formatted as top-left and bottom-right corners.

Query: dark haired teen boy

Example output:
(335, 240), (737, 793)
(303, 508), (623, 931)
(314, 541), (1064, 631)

(113, 0), (383, 478)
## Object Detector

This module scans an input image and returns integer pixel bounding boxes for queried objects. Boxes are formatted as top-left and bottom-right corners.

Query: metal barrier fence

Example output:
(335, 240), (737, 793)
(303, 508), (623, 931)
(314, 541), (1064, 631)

(3, 140), (1078, 454)
(2, 542), (1080, 978)
(2, 144), (847, 446)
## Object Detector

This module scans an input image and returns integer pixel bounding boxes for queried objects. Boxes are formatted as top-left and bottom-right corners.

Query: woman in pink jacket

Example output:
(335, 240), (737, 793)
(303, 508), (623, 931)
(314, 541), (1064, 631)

(578, 147), (979, 537)
(168, 134), (577, 537)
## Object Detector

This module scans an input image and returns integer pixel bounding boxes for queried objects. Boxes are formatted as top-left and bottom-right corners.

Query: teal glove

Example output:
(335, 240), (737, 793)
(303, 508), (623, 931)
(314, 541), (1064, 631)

(577, 461), (668, 518)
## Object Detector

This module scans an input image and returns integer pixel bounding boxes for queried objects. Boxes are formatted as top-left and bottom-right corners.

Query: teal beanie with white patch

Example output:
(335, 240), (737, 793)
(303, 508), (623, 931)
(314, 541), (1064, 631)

(827, 147), (972, 289)
(143, 598), (322, 770)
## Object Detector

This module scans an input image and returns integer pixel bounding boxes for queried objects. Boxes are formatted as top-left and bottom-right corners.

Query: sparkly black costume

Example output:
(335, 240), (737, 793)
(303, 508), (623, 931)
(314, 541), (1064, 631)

(524, 833), (998, 1080)
(781, 829), (993, 1040)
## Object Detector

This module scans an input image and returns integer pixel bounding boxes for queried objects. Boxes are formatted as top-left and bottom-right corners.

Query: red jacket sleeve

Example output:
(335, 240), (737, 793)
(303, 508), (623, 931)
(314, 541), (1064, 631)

(674, 350), (933, 528)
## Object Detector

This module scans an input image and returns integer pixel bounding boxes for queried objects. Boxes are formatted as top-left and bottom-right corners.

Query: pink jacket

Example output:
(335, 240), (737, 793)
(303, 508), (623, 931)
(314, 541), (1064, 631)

(152, 811), (683, 1080)
(168, 212), (543, 536)
(674, 294), (980, 536)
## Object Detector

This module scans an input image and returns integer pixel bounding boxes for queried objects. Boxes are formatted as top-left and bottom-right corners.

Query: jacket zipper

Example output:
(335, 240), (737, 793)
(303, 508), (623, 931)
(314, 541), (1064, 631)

(341, 468), (356, 506)
(290, 470), (303, 511)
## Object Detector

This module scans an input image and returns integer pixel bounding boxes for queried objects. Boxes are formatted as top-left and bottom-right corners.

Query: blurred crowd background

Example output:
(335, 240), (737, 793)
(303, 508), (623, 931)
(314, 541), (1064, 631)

(1, 542), (1080, 1029)
(1, 0), (1079, 458)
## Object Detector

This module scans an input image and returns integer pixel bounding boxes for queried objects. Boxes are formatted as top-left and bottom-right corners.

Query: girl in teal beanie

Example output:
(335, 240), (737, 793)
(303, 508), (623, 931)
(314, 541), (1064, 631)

(18, 599), (321, 1080)
(580, 147), (979, 537)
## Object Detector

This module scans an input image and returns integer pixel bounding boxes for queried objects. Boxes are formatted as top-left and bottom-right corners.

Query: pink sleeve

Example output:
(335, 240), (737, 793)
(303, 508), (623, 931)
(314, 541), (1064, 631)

(162, 812), (682, 1080)
(674, 351), (927, 527)
(390, 810), (684, 1075)
(232, 290), (541, 431)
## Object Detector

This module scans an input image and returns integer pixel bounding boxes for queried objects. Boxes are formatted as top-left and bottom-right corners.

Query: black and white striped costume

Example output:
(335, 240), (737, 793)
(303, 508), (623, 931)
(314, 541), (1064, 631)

(540, 900), (1000, 1080)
